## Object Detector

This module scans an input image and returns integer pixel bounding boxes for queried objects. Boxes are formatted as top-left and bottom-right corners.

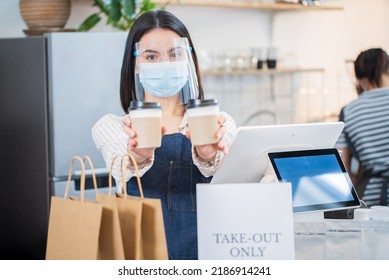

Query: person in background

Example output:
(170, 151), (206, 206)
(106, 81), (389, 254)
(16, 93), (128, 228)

(336, 47), (389, 207)
(92, 10), (236, 259)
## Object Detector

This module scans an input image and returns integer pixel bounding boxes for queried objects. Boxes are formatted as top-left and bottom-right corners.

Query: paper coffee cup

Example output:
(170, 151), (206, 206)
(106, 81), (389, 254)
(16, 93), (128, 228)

(129, 101), (162, 148)
(186, 99), (219, 146)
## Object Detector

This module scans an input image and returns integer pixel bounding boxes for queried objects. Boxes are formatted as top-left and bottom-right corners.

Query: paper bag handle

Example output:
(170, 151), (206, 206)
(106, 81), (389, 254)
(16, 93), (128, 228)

(120, 154), (144, 199)
(107, 154), (144, 199)
(108, 155), (119, 196)
(64, 156), (86, 201)
(82, 155), (99, 197)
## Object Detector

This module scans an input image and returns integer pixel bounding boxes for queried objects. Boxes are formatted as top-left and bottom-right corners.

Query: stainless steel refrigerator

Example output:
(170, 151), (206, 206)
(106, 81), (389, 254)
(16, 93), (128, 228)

(0, 32), (127, 259)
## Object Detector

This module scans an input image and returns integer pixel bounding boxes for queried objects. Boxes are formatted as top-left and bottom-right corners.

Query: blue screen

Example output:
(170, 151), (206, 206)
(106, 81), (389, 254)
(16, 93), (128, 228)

(273, 154), (355, 208)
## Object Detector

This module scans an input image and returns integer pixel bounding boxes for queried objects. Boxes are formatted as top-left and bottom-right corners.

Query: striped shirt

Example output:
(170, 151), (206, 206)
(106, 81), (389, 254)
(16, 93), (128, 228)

(336, 87), (389, 206)
(92, 112), (236, 192)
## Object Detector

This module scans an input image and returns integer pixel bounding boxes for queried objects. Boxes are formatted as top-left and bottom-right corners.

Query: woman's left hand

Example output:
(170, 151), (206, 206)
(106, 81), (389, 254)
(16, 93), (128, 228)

(187, 115), (229, 161)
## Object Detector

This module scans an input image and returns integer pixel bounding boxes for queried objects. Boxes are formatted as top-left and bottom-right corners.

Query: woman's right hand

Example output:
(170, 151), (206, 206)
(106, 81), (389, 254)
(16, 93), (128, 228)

(122, 115), (155, 160)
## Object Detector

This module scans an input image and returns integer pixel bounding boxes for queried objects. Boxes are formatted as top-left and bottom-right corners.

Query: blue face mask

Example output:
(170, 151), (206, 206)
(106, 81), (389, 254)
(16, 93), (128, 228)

(139, 61), (189, 97)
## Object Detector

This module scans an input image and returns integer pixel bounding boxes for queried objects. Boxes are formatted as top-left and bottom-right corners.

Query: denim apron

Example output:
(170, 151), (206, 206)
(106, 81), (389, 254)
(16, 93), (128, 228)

(126, 133), (212, 259)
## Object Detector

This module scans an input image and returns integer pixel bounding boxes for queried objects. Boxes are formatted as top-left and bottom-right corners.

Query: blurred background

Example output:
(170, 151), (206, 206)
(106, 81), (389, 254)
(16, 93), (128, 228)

(2, 0), (389, 126)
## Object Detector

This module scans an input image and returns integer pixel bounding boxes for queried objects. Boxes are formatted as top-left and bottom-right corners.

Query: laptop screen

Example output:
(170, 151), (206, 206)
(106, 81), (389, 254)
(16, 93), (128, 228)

(268, 148), (361, 213)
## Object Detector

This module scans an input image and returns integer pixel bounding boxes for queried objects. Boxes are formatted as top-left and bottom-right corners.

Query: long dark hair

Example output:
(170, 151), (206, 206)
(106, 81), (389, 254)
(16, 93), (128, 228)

(120, 10), (204, 113)
(354, 48), (389, 89)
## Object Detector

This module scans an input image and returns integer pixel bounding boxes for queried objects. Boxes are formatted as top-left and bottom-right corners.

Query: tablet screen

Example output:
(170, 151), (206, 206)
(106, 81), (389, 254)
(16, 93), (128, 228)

(268, 148), (360, 213)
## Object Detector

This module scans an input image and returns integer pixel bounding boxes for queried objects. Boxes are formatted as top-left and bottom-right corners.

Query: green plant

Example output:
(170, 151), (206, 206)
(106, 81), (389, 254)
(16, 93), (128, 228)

(78, 0), (167, 32)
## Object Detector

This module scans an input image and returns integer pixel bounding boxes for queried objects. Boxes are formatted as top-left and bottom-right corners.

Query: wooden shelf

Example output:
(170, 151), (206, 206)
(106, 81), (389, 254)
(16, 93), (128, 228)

(158, 1), (343, 11)
(201, 67), (324, 77)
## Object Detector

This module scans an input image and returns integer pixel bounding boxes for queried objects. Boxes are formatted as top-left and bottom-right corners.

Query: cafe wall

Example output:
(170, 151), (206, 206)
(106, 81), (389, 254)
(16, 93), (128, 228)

(1, 0), (389, 125)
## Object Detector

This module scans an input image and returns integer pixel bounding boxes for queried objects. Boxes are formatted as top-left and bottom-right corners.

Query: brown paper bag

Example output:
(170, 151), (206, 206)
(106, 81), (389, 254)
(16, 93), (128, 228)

(46, 156), (125, 260)
(119, 154), (168, 260)
(139, 196), (169, 259)
(83, 156), (125, 260)
(96, 155), (143, 260)
(97, 154), (168, 259)
(46, 156), (102, 259)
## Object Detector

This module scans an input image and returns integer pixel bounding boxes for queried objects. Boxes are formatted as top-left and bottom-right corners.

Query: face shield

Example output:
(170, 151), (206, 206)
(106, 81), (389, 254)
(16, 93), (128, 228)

(134, 37), (199, 104)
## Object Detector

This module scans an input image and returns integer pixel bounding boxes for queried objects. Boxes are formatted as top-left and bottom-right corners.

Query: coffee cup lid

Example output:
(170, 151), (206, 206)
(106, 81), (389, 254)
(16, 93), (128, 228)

(186, 99), (218, 109)
(129, 101), (161, 111)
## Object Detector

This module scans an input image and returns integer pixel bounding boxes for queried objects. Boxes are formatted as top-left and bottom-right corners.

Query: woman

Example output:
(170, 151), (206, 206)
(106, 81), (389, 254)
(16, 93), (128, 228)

(337, 48), (389, 207)
(92, 10), (236, 259)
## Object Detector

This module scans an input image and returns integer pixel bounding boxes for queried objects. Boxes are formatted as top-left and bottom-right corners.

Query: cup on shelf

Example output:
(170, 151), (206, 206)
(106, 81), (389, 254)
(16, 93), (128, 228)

(237, 49), (252, 70)
(251, 47), (267, 70)
(224, 49), (239, 72)
(266, 47), (278, 69)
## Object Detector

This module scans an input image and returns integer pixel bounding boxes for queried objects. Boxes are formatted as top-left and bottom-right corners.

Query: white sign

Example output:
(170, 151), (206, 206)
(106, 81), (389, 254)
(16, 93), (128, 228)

(197, 183), (295, 260)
